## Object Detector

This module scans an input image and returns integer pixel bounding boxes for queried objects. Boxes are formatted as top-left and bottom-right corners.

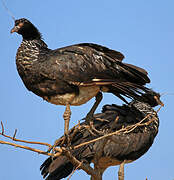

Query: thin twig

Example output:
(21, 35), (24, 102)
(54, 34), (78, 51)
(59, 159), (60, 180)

(124, 114), (157, 134)
(67, 161), (83, 180)
(0, 103), (163, 180)
(61, 147), (97, 178)
(0, 140), (53, 156)
(1, 121), (4, 134)
(0, 121), (52, 148)
(0, 112), (157, 158)
(13, 129), (17, 139)
(0, 131), (96, 178)
(0, 104), (161, 157)
(70, 111), (159, 151)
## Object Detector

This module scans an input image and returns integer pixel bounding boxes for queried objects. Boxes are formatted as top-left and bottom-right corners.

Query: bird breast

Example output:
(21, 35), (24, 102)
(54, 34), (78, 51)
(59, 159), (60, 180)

(44, 86), (100, 106)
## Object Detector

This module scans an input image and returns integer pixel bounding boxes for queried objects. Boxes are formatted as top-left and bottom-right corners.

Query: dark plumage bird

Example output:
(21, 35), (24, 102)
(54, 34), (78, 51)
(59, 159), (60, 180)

(11, 18), (151, 136)
(40, 91), (162, 180)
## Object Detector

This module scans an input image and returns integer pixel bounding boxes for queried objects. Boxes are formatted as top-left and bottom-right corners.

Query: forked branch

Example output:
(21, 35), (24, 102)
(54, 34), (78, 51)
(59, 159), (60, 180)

(0, 121), (52, 148)
(0, 104), (163, 180)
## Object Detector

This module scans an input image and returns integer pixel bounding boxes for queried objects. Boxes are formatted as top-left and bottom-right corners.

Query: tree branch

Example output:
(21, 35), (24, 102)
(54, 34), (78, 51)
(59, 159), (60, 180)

(0, 121), (52, 148)
(0, 140), (53, 156)
(66, 111), (158, 151)
(0, 104), (163, 180)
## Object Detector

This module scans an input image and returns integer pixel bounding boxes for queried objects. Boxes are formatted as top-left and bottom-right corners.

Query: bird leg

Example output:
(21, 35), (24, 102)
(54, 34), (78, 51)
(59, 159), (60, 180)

(61, 104), (71, 146)
(85, 92), (103, 135)
(118, 161), (125, 180)
(85, 92), (103, 123)
(64, 104), (71, 135)
(48, 104), (71, 152)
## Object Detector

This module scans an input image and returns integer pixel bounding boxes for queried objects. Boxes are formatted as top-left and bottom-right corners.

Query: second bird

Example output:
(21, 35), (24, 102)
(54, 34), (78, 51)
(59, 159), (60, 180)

(11, 18), (151, 137)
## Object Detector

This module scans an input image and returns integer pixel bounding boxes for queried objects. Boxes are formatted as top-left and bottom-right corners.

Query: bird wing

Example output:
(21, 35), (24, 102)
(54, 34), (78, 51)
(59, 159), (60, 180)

(75, 43), (125, 61)
(42, 43), (149, 84)
(40, 101), (159, 180)
(36, 44), (150, 100)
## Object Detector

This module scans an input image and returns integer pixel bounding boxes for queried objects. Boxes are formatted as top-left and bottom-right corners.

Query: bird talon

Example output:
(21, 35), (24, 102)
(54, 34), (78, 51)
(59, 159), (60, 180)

(95, 117), (109, 122)
(85, 113), (94, 124)
(89, 121), (104, 135)
(60, 133), (71, 147)
(83, 122), (103, 136)
(82, 125), (96, 136)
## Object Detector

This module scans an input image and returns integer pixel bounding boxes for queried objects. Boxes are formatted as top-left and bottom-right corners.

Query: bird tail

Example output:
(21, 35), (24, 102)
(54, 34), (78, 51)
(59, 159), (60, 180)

(109, 86), (163, 107)
(122, 62), (150, 85)
(106, 62), (151, 104)
(108, 81), (149, 104)
(40, 156), (74, 180)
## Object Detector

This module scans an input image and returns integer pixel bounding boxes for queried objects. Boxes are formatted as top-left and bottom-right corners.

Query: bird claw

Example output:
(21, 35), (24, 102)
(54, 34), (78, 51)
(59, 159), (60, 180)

(83, 125), (97, 136)
(85, 112), (94, 124)
(89, 121), (104, 135)
(60, 133), (71, 147)
(84, 116), (104, 136)
(95, 117), (109, 122)
(47, 133), (71, 153)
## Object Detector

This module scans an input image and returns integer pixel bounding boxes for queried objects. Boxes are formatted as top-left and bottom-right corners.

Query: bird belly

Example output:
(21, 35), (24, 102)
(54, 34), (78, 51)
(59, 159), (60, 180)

(44, 86), (100, 106)
(96, 157), (133, 169)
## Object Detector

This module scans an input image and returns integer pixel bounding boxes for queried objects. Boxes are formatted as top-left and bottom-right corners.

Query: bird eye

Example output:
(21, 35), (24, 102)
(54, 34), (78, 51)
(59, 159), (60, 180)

(15, 20), (20, 26)
(15, 20), (24, 28)
(15, 21), (19, 26)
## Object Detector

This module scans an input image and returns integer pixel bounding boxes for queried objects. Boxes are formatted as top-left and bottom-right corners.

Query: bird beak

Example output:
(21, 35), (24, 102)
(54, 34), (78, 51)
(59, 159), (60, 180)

(10, 25), (20, 33)
(154, 96), (164, 107)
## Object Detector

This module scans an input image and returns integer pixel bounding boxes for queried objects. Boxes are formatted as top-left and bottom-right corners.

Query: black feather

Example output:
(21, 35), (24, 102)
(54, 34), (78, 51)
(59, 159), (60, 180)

(40, 93), (160, 179)
(12, 18), (152, 106)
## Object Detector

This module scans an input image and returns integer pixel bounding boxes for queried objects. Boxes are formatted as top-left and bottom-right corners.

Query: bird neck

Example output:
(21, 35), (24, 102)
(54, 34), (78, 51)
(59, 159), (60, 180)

(131, 101), (159, 130)
(16, 39), (49, 66)
(21, 25), (42, 40)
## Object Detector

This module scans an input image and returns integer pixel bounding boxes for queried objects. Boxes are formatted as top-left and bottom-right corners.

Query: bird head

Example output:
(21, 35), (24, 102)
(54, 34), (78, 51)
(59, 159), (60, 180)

(11, 18), (42, 40)
(141, 90), (164, 107)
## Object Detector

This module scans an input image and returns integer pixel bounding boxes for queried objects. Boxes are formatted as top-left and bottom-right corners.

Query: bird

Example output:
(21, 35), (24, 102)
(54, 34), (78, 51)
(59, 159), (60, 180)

(40, 90), (162, 180)
(11, 18), (151, 139)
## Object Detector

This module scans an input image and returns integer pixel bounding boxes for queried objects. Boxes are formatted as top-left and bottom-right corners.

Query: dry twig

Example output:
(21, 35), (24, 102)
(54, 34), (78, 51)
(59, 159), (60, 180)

(0, 140), (54, 156)
(0, 121), (52, 148)
(0, 104), (163, 180)
(67, 161), (83, 180)
(66, 112), (157, 151)
(0, 107), (160, 157)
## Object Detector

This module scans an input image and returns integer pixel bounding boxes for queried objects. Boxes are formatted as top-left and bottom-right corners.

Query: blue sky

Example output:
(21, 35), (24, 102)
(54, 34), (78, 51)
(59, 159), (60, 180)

(1, 0), (174, 179)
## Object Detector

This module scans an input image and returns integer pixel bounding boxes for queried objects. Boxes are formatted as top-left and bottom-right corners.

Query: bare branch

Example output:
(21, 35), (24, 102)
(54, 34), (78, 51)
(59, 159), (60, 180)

(69, 110), (159, 151)
(0, 104), (162, 156)
(13, 129), (17, 139)
(0, 140), (53, 156)
(0, 127), (97, 178)
(0, 121), (52, 148)
(0, 103), (163, 180)
(67, 161), (83, 180)
(1, 121), (4, 134)
(61, 147), (97, 178)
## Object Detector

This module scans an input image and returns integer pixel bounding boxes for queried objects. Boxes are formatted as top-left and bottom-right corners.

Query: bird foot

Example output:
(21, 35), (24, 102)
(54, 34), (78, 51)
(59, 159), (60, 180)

(60, 133), (71, 147)
(47, 133), (71, 153)
(47, 137), (63, 153)
(85, 112), (94, 123)
(95, 117), (109, 122)
(84, 114), (104, 135)
(89, 121), (104, 135)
